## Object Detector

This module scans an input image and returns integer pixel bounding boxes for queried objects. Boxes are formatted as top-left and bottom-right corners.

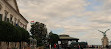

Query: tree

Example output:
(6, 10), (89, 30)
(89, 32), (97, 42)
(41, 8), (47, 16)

(49, 31), (59, 46)
(30, 22), (47, 46)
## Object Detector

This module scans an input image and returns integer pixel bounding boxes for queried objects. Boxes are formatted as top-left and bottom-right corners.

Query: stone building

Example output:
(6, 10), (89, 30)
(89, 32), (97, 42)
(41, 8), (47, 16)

(0, 0), (29, 49)
(0, 0), (28, 29)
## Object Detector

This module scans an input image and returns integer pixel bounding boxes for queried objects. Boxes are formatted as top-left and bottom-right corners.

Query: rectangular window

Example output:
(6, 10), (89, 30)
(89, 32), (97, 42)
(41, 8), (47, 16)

(14, 18), (17, 26)
(4, 10), (8, 21)
(17, 19), (20, 26)
(7, 18), (9, 22)
(0, 14), (2, 21)
(10, 15), (13, 24)
(10, 15), (13, 22)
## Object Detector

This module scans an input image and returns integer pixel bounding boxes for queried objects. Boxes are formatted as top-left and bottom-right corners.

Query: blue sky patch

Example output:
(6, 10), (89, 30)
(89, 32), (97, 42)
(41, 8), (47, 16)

(51, 28), (64, 34)
(85, 0), (103, 11)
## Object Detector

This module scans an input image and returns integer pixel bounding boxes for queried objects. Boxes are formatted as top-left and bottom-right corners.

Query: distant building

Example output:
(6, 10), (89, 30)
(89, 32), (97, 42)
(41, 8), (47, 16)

(58, 34), (79, 48)
(0, 0), (28, 29)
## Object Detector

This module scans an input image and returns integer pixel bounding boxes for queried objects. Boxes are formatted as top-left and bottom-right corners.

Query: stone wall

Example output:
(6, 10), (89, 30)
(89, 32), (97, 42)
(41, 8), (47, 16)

(0, 42), (8, 49)
(0, 42), (29, 49)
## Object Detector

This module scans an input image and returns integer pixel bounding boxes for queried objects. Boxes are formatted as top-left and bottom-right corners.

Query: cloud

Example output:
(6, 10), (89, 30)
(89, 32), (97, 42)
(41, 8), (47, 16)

(17, 0), (90, 32)
(102, 0), (111, 10)
(16, 0), (111, 45)
(17, 0), (89, 20)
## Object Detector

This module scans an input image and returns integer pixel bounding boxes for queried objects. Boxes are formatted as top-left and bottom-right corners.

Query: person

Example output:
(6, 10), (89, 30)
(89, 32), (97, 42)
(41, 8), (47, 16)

(54, 44), (56, 48)
(59, 44), (62, 49)
(57, 44), (59, 49)
(106, 45), (109, 49)
(27, 45), (30, 49)
(80, 45), (83, 49)
(46, 44), (49, 49)
(49, 44), (51, 49)
(7, 47), (11, 49)
(77, 44), (81, 49)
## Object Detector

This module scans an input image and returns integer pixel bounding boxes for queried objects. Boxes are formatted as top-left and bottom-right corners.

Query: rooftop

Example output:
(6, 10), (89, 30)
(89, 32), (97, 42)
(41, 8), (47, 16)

(59, 34), (79, 40)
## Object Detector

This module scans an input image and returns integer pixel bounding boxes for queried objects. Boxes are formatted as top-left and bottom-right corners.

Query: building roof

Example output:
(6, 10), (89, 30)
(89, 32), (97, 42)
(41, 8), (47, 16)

(59, 37), (79, 40)
(59, 34), (79, 40)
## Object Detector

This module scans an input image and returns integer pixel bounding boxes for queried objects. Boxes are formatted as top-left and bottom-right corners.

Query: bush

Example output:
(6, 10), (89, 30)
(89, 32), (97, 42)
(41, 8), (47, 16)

(16, 26), (30, 42)
(0, 21), (29, 42)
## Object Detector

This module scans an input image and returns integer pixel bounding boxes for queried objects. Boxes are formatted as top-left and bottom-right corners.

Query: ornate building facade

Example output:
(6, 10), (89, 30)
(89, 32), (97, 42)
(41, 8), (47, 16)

(0, 0), (29, 49)
(0, 0), (28, 29)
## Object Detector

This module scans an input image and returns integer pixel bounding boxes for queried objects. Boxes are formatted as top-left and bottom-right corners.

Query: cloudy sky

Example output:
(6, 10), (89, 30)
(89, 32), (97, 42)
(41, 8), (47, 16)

(17, 0), (111, 45)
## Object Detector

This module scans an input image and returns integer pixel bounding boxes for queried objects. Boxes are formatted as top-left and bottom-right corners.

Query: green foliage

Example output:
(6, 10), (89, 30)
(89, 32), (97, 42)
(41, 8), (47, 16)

(49, 31), (59, 46)
(0, 21), (17, 42)
(16, 26), (30, 42)
(30, 22), (47, 46)
(0, 21), (29, 42)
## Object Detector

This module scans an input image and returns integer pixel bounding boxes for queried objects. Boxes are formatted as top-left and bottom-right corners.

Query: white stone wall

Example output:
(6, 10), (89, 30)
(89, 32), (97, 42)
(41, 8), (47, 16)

(0, 0), (28, 29)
